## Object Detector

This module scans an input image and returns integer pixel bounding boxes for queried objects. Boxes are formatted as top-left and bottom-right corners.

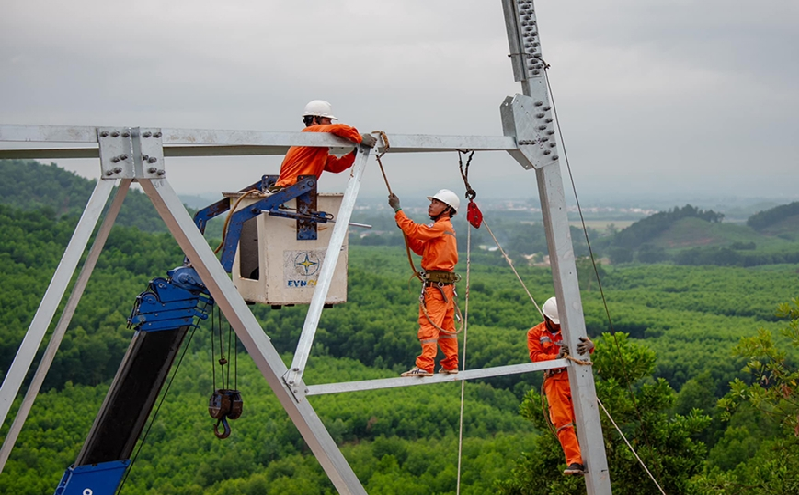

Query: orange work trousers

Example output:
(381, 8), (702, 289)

(544, 373), (583, 466)
(416, 284), (458, 373)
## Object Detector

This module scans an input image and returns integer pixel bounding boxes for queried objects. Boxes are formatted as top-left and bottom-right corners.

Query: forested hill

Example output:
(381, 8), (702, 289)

(0, 159), (167, 233)
(603, 204), (725, 251)
(600, 203), (799, 265)
(747, 200), (799, 234)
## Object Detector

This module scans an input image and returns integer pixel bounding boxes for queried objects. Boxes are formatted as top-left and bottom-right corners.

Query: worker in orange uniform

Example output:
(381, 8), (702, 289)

(527, 296), (595, 475)
(388, 189), (461, 377)
(274, 100), (376, 189)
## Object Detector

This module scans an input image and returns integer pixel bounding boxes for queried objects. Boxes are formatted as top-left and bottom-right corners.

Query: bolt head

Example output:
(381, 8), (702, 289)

(113, 167), (122, 174)
(157, 169), (165, 175)
(148, 156), (157, 163)
(120, 154), (128, 161)
(143, 131), (152, 137)
(148, 167), (157, 174)
(154, 131), (162, 138)
(99, 131), (109, 137)
(111, 131), (120, 137)
(121, 131), (130, 138)
(111, 156), (121, 163)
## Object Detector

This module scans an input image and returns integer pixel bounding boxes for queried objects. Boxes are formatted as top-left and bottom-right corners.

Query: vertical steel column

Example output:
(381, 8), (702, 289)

(502, 0), (612, 493)
(139, 177), (367, 495)
(285, 147), (372, 393)
(0, 180), (131, 473)
(0, 179), (115, 431)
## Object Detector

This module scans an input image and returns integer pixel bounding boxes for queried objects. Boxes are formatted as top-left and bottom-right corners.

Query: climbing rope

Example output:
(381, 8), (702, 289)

(455, 221), (472, 495)
(373, 131), (393, 196)
(375, 131), (424, 283)
(486, 218), (542, 315)
(598, 399), (668, 495)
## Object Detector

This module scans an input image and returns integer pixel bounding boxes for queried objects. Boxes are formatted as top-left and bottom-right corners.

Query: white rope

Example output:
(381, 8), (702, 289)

(597, 398), (667, 495)
(455, 223), (472, 495)
(482, 217), (543, 316)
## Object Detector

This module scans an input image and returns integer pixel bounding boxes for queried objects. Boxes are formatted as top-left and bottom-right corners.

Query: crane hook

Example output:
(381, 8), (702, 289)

(213, 416), (231, 439)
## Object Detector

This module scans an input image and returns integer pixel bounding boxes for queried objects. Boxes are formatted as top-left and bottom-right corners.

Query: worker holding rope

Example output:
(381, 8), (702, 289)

(389, 189), (461, 377)
(527, 296), (595, 475)
(272, 100), (376, 189)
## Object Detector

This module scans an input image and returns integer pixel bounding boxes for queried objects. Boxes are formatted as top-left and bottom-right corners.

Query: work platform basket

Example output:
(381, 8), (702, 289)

(226, 192), (348, 306)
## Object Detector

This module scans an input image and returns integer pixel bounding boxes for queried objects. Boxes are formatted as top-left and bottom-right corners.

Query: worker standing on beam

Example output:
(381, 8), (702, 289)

(527, 296), (595, 476)
(389, 190), (461, 377)
(273, 100), (376, 189)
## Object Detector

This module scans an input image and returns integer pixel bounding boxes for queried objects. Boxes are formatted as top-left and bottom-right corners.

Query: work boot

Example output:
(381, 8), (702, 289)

(563, 463), (585, 475)
(439, 368), (459, 375)
(401, 367), (432, 377)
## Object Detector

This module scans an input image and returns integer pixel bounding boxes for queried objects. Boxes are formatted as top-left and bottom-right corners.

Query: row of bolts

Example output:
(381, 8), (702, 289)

(100, 129), (164, 175)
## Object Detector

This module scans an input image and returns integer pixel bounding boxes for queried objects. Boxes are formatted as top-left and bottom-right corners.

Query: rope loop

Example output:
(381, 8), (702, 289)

(457, 150), (476, 200)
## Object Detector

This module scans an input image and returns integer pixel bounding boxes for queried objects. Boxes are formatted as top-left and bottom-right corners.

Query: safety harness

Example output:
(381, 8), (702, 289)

(418, 269), (465, 335)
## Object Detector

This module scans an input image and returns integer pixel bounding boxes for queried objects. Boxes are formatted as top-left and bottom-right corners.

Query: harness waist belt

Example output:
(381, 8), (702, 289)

(545, 368), (566, 378)
(422, 270), (460, 285)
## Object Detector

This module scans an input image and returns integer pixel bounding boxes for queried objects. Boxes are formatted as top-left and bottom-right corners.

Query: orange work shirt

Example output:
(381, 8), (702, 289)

(274, 124), (362, 187)
(528, 321), (564, 366)
(394, 211), (458, 272)
(527, 321), (594, 376)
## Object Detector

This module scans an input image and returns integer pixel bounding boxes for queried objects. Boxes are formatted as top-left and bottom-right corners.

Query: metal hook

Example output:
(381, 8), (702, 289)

(213, 416), (231, 439)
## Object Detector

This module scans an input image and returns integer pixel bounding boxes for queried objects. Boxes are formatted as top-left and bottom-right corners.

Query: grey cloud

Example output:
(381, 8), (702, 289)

(1, 0), (797, 200)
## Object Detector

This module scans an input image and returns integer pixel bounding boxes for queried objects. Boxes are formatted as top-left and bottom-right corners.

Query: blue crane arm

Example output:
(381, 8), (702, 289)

(55, 266), (212, 495)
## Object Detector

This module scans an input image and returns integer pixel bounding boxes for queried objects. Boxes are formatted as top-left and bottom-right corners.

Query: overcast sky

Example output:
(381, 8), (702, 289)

(2, 0), (798, 204)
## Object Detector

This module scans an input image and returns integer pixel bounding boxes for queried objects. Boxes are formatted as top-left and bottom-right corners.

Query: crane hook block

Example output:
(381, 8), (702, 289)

(209, 389), (243, 439)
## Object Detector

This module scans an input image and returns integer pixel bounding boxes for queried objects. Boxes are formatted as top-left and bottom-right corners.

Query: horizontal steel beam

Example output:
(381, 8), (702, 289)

(0, 125), (519, 159)
(305, 359), (571, 396)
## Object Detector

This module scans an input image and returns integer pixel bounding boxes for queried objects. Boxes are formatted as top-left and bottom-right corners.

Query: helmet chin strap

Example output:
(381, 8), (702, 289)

(429, 207), (452, 222)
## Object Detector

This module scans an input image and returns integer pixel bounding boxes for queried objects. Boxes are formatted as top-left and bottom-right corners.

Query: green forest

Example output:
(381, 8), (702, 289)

(0, 160), (798, 494)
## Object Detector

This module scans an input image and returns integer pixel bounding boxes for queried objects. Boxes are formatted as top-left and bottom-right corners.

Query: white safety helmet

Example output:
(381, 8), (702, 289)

(302, 100), (337, 120)
(542, 296), (560, 324)
(428, 189), (461, 213)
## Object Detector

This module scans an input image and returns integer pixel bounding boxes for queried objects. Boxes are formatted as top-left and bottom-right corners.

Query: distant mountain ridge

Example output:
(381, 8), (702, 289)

(601, 202), (799, 265)
(0, 159), (204, 233)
